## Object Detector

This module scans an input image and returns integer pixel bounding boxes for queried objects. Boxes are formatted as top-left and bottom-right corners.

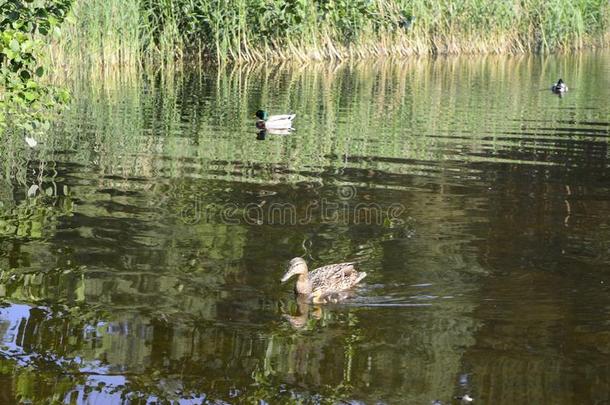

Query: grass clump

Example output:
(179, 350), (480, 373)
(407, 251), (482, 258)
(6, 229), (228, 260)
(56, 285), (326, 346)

(48, 0), (610, 66)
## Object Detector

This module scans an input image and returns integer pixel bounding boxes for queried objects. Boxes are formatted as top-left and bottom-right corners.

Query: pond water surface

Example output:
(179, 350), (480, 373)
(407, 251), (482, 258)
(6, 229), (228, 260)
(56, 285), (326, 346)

(1, 52), (609, 404)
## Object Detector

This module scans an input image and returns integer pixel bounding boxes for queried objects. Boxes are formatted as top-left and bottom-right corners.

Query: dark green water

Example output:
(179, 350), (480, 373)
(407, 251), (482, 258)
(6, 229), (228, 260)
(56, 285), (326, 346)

(1, 52), (609, 404)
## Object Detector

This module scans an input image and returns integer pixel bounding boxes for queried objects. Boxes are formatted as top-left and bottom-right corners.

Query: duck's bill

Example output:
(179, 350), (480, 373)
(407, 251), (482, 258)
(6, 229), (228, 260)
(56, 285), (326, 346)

(280, 271), (293, 283)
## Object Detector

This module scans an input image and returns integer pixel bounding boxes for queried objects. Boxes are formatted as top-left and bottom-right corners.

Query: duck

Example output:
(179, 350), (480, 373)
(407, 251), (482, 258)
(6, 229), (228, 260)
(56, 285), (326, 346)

(280, 257), (366, 302)
(255, 109), (296, 130)
(551, 78), (568, 93)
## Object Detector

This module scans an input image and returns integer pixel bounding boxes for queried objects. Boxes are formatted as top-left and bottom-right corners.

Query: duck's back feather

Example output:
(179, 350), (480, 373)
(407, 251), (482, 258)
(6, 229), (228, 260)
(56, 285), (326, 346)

(309, 262), (366, 293)
(268, 114), (296, 122)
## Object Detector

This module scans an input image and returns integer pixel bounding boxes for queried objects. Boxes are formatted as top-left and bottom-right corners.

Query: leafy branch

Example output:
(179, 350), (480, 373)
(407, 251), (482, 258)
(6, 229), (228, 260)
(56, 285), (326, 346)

(0, 0), (73, 140)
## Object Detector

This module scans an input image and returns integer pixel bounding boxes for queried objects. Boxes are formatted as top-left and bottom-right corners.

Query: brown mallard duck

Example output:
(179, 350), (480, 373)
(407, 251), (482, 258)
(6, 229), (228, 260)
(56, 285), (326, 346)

(280, 257), (366, 302)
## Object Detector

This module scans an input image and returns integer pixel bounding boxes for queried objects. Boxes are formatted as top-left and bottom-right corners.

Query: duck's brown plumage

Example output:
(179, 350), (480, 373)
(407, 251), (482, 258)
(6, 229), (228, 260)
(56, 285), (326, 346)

(308, 262), (364, 293)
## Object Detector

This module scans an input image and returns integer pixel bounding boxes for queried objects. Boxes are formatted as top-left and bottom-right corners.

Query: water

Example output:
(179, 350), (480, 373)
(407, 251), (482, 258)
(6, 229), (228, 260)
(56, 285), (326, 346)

(1, 52), (609, 404)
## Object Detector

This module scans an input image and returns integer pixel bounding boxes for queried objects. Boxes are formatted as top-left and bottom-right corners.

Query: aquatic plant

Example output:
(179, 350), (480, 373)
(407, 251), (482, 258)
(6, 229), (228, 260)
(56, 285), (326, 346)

(47, 0), (610, 66)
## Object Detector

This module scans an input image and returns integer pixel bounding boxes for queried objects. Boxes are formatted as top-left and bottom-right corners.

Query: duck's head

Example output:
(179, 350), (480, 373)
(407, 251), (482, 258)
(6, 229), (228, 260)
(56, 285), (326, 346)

(255, 110), (268, 120)
(557, 78), (564, 85)
(281, 257), (308, 282)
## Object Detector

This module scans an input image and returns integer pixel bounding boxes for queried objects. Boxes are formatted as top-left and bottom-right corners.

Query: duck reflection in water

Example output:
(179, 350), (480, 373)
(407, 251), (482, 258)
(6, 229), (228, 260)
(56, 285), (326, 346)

(281, 292), (356, 329)
(282, 295), (322, 329)
(256, 128), (296, 140)
(255, 120), (295, 138)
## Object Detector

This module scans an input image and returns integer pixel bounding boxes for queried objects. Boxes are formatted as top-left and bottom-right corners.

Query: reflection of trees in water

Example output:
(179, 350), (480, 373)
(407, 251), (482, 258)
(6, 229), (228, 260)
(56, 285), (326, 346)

(0, 162), (74, 241)
(1, 56), (607, 403)
(0, 299), (364, 403)
(460, 159), (610, 405)
(0, 157), (485, 404)
(0, 161), (486, 404)
(0, 296), (481, 403)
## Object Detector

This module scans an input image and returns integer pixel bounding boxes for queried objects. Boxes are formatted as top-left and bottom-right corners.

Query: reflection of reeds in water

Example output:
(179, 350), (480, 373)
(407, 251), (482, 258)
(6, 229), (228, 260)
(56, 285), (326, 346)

(4, 53), (609, 190)
(28, 52), (609, 187)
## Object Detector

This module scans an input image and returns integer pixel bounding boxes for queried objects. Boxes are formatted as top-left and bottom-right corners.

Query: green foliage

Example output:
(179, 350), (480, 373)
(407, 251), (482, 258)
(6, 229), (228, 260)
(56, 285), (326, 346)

(47, 0), (610, 65)
(0, 0), (72, 140)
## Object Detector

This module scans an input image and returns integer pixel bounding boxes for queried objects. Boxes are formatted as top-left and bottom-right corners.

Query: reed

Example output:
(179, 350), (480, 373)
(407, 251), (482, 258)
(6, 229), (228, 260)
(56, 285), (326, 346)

(46, 0), (610, 66)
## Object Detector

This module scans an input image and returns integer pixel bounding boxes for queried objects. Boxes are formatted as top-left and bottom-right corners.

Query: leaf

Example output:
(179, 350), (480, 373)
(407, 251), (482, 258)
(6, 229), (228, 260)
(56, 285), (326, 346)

(21, 39), (33, 53)
(23, 91), (37, 101)
(56, 89), (70, 103)
(9, 39), (20, 52)
(35, 66), (44, 77)
(3, 49), (16, 60)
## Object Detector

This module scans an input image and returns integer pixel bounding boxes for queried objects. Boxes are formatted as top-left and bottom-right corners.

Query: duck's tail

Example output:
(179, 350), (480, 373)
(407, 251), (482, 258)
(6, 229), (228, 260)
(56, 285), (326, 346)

(355, 272), (367, 284)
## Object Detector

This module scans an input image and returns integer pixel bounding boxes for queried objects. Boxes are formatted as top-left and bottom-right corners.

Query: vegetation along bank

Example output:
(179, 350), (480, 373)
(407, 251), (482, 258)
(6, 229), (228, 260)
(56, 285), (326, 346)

(49, 0), (610, 66)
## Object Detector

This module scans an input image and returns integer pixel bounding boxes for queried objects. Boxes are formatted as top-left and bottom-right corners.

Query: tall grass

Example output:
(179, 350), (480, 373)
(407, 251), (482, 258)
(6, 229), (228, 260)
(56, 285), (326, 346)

(47, 0), (610, 65)
(48, 0), (142, 68)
